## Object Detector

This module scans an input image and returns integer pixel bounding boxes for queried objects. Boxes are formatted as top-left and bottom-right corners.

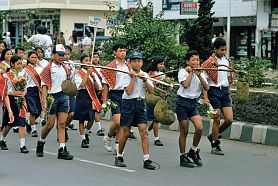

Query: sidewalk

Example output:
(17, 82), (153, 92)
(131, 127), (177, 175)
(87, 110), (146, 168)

(159, 117), (278, 146)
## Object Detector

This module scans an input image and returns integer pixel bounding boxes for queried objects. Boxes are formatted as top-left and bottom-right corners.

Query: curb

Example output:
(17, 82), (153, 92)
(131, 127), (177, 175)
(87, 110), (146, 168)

(159, 117), (278, 146)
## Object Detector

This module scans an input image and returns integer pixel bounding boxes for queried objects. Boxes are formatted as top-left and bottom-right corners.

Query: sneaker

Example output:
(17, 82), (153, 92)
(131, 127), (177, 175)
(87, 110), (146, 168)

(207, 134), (222, 143)
(211, 145), (224, 155)
(65, 128), (69, 142)
(143, 159), (156, 170)
(20, 146), (29, 153)
(154, 139), (163, 146)
(112, 144), (119, 155)
(81, 139), (89, 148)
(85, 134), (90, 144)
(180, 154), (195, 168)
(41, 119), (46, 126)
(31, 130), (38, 137)
(188, 149), (202, 166)
(69, 123), (78, 130)
(96, 128), (105, 136)
(103, 135), (112, 152)
(0, 140), (8, 150)
(36, 141), (45, 157)
(115, 156), (126, 167)
(58, 146), (74, 160)
(128, 132), (137, 140)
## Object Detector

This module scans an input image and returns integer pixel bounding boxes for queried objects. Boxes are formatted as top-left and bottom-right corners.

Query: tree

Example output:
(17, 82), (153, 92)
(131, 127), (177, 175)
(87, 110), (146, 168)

(104, 2), (188, 70)
(182, 0), (217, 61)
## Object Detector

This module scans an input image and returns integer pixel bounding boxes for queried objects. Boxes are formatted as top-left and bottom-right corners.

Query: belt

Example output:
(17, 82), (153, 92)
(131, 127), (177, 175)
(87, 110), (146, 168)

(210, 86), (229, 90)
(126, 97), (144, 101)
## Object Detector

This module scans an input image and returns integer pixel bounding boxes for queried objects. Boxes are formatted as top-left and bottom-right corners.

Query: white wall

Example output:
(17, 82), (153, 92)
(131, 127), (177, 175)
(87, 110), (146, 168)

(60, 9), (112, 44)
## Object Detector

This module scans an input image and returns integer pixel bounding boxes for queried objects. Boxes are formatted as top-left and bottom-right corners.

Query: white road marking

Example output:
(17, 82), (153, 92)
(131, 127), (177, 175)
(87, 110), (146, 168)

(30, 149), (136, 173)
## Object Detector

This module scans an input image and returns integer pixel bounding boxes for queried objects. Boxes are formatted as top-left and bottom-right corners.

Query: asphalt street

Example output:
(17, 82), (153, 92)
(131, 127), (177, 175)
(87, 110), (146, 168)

(1, 120), (278, 186)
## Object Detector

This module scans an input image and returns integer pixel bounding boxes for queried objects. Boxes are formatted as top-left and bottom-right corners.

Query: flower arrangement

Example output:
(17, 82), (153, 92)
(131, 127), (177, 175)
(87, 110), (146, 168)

(100, 99), (118, 117)
(12, 76), (27, 110)
(207, 104), (217, 119)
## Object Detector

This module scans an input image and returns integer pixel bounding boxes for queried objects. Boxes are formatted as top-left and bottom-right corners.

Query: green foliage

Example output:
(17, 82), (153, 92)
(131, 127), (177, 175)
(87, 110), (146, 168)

(104, 2), (187, 70)
(182, 0), (217, 61)
(233, 57), (271, 88)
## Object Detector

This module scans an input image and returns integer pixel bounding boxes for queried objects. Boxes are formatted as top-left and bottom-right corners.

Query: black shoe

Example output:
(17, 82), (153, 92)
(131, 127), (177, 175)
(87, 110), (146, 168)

(65, 128), (69, 142)
(31, 130), (38, 137)
(20, 146), (29, 153)
(115, 156), (126, 167)
(26, 124), (32, 134)
(68, 123), (77, 130)
(97, 128), (105, 136)
(58, 146), (74, 160)
(143, 159), (156, 170)
(128, 132), (137, 140)
(207, 134), (222, 143)
(36, 141), (45, 157)
(180, 154), (195, 168)
(81, 139), (89, 148)
(0, 140), (8, 150)
(85, 134), (90, 143)
(41, 119), (46, 126)
(13, 128), (19, 133)
(188, 149), (202, 166)
(154, 139), (163, 146)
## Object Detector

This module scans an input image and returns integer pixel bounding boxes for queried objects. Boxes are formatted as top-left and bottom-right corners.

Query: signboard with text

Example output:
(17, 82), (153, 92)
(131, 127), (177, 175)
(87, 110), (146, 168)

(180, 2), (198, 15)
(88, 17), (107, 29)
(162, 0), (193, 11)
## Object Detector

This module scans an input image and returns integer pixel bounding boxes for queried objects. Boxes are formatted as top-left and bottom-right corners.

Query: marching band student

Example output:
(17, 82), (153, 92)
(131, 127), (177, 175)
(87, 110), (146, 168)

(35, 47), (49, 69)
(101, 43), (130, 155)
(0, 56), (29, 153)
(0, 40), (7, 58)
(22, 51), (43, 137)
(36, 44), (74, 160)
(0, 48), (12, 72)
(203, 38), (234, 155)
(146, 56), (166, 146)
(73, 54), (102, 148)
(86, 50), (105, 136)
(176, 50), (208, 167)
(114, 52), (157, 170)
(15, 47), (27, 67)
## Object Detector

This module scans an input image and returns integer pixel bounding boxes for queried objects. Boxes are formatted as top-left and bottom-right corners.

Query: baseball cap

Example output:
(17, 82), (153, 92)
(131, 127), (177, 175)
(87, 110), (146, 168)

(54, 44), (65, 55)
(129, 52), (143, 60)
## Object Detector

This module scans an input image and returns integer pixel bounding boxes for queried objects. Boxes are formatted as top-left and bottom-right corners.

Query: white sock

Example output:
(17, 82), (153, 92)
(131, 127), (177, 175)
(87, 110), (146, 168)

(117, 152), (124, 157)
(84, 129), (88, 134)
(1, 134), (5, 141)
(31, 125), (36, 132)
(130, 127), (134, 133)
(191, 146), (198, 151)
(143, 154), (150, 161)
(39, 137), (45, 142)
(20, 138), (25, 148)
(95, 122), (101, 130)
(81, 135), (86, 140)
(154, 137), (159, 141)
(59, 143), (66, 149)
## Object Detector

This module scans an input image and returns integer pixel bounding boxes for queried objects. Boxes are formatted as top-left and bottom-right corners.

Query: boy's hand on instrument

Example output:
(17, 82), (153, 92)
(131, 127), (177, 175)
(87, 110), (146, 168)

(129, 71), (137, 78)
(138, 73), (147, 81)
(194, 69), (202, 76)
(186, 66), (192, 73)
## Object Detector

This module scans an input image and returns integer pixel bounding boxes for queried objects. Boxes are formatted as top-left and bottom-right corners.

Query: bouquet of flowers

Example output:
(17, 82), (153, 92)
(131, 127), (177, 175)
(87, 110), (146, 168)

(12, 76), (27, 110)
(207, 104), (217, 119)
(100, 99), (118, 117)
(45, 95), (54, 118)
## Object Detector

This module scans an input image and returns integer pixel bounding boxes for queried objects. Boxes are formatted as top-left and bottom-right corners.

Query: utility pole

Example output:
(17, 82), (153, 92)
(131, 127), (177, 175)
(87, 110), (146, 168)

(227, 0), (231, 58)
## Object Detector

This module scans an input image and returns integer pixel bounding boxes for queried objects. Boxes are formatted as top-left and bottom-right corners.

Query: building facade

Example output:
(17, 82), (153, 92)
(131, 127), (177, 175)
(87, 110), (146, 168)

(1, 0), (119, 47)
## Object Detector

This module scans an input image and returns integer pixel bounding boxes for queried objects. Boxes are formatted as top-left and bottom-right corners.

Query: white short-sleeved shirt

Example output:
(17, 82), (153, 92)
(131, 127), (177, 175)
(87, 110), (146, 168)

(82, 37), (92, 46)
(122, 70), (153, 99)
(204, 57), (230, 87)
(3, 71), (25, 93)
(27, 34), (53, 58)
(74, 68), (102, 91)
(102, 60), (130, 90)
(177, 68), (208, 99)
(22, 64), (44, 88)
(48, 63), (67, 94)
(39, 59), (49, 69)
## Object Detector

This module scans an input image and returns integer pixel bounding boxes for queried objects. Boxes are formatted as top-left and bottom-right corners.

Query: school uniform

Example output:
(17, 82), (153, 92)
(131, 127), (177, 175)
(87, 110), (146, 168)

(2, 71), (26, 127)
(40, 62), (69, 115)
(22, 64), (43, 118)
(74, 68), (102, 121)
(204, 57), (232, 109)
(120, 70), (153, 127)
(101, 60), (130, 115)
(176, 69), (208, 121)
(39, 59), (49, 69)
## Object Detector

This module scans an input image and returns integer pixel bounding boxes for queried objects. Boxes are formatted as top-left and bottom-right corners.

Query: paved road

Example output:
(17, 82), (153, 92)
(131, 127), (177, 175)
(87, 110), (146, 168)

(1, 120), (278, 186)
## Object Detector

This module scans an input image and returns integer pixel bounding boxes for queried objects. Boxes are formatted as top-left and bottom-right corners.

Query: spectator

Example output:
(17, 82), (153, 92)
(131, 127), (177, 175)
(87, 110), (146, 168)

(57, 32), (66, 46)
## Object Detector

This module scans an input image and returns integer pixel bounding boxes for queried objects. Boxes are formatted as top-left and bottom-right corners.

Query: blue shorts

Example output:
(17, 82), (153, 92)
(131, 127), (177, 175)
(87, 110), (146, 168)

(49, 92), (69, 115)
(176, 96), (199, 121)
(73, 89), (95, 121)
(68, 96), (75, 113)
(109, 90), (124, 115)
(147, 104), (158, 122)
(208, 86), (232, 109)
(26, 87), (42, 118)
(120, 99), (147, 127)
(2, 96), (25, 127)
